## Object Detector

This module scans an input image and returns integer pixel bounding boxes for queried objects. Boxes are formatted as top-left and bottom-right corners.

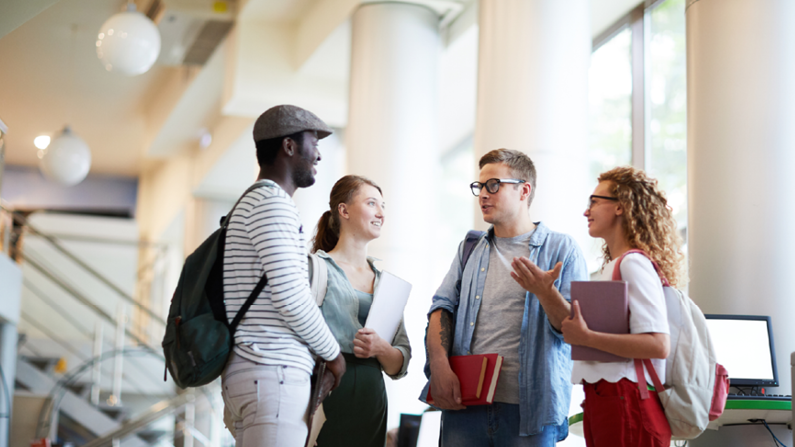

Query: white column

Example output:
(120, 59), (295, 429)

(346, 2), (441, 427)
(687, 0), (795, 399)
(474, 0), (591, 245)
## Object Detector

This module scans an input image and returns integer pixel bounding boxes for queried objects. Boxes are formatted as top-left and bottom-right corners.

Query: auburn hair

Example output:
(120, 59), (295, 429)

(598, 166), (686, 287)
(311, 175), (382, 253)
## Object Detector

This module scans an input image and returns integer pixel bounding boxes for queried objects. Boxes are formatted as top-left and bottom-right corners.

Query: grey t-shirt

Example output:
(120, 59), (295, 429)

(470, 229), (535, 404)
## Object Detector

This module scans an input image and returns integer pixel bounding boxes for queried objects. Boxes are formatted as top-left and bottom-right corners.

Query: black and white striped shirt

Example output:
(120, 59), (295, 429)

(223, 180), (340, 374)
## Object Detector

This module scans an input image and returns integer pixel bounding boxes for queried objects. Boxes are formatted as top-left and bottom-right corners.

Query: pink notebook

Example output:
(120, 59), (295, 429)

(570, 281), (629, 362)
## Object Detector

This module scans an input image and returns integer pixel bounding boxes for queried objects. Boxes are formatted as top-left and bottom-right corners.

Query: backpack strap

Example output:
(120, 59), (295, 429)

(611, 249), (670, 287)
(221, 182), (269, 229)
(308, 252), (329, 306)
(229, 273), (268, 333)
(613, 249), (669, 399)
(634, 358), (665, 400)
(223, 182), (275, 332)
(462, 230), (486, 269)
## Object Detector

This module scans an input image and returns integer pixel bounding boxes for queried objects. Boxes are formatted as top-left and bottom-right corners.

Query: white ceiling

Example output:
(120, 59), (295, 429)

(238, 0), (317, 22)
(0, 0), (641, 179)
(0, 0), (175, 177)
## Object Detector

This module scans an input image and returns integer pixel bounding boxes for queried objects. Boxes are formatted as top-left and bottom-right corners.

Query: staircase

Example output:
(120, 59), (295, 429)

(1, 207), (228, 447)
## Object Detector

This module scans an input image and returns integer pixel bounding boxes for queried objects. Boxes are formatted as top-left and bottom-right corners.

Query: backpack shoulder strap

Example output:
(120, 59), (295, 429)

(221, 182), (269, 229)
(462, 230), (486, 269)
(611, 249), (670, 286)
(634, 358), (665, 400)
(229, 273), (268, 333)
(308, 252), (329, 306)
(223, 182), (273, 331)
(616, 249), (670, 399)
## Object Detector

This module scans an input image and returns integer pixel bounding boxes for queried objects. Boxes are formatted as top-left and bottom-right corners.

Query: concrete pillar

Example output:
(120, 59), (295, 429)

(346, 2), (441, 426)
(686, 0), (795, 400)
(474, 0), (591, 245)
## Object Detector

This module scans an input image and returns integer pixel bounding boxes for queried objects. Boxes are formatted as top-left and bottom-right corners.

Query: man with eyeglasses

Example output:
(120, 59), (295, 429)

(422, 149), (587, 446)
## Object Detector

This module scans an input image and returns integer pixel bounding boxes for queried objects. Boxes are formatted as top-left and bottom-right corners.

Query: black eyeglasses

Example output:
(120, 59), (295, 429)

(470, 178), (526, 196)
(587, 194), (619, 211)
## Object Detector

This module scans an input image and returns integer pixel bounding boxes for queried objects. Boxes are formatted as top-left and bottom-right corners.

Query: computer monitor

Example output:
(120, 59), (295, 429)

(704, 314), (778, 387)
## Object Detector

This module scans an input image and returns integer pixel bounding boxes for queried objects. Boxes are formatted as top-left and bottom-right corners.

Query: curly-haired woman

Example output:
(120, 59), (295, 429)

(561, 166), (685, 447)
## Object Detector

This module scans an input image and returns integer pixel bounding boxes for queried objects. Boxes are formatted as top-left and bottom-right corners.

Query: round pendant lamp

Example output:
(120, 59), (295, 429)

(96, 3), (161, 76)
(39, 126), (92, 186)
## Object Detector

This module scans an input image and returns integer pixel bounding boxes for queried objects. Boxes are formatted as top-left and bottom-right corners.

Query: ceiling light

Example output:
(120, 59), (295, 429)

(198, 128), (212, 149)
(34, 135), (51, 149)
(39, 126), (92, 186)
(96, 3), (161, 76)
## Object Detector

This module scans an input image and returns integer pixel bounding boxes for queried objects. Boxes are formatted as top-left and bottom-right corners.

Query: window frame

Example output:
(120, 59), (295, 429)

(592, 0), (670, 171)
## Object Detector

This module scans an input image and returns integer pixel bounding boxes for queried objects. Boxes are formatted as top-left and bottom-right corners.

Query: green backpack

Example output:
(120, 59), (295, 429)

(162, 184), (268, 389)
(162, 184), (332, 389)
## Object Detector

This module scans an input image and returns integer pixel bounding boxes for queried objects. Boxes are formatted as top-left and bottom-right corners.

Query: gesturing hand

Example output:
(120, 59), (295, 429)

(510, 257), (562, 296)
(561, 300), (591, 347)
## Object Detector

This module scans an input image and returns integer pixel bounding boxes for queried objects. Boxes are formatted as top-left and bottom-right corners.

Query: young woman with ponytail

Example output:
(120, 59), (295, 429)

(312, 175), (411, 447)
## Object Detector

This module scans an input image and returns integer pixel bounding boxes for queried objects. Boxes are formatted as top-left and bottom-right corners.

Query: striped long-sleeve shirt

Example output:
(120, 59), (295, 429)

(223, 179), (340, 374)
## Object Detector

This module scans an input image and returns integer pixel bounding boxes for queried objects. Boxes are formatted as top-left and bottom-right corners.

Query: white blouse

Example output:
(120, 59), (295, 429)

(571, 253), (669, 385)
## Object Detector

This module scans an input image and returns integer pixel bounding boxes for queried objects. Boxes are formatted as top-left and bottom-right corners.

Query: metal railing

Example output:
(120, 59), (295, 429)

(1, 204), (228, 446)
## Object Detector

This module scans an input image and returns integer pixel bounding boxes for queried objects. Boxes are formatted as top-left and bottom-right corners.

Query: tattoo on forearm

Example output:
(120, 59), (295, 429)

(439, 311), (453, 354)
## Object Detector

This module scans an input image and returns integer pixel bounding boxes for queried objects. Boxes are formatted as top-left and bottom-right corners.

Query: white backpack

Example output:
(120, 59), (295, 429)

(308, 252), (329, 306)
(614, 250), (729, 440)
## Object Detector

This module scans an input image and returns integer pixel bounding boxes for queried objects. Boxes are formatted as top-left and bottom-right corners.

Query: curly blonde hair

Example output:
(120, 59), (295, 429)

(598, 167), (686, 287)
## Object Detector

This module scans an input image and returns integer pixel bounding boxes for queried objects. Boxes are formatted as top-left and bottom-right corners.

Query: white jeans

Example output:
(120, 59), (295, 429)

(221, 352), (311, 447)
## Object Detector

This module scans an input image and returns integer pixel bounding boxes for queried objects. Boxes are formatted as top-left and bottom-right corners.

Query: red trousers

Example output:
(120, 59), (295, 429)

(582, 379), (672, 447)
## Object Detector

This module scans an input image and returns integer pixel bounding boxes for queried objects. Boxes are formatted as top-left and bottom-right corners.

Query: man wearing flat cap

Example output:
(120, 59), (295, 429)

(221, 105), (346, 446)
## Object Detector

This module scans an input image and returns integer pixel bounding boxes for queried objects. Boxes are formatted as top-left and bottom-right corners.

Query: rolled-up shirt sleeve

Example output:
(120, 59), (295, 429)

(388, 319), (412, 380)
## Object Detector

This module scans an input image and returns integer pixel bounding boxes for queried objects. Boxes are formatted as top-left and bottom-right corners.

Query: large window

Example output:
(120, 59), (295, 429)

(586, 0), (687, 272)
(589, 28), (633, 186)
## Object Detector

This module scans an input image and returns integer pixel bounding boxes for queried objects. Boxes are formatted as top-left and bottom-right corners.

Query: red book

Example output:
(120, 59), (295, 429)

(428, 353), (504, 406)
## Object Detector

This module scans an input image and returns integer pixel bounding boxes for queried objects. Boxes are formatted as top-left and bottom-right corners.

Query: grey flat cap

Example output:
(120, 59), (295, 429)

(253, 105), (333, 141)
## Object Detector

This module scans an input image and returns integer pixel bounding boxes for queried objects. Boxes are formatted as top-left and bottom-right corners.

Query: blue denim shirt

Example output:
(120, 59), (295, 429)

(420, 222), (588, 437)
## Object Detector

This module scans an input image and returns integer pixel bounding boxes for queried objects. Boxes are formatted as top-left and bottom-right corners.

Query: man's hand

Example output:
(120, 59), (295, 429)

(325, 352), (347, 390)
(561, 300), (591, 347)
(317, 368), (335, 407)
(510, 258), (562, 297)
(426, 309), (465, 410)
(429, 361), (466, 410)
(353, 328), (389, 358)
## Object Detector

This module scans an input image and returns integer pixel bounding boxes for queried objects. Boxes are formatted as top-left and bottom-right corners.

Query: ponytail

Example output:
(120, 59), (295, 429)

(312, 210), (339, 253)
(310, 175), (382, 254)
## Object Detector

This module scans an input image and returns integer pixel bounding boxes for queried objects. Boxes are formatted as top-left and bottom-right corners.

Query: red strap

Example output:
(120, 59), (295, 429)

(634, 358), (665, 400)
(634, 359), (650, 399)
(611, 249), (670, 287)
(614, 250), (669, 400)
